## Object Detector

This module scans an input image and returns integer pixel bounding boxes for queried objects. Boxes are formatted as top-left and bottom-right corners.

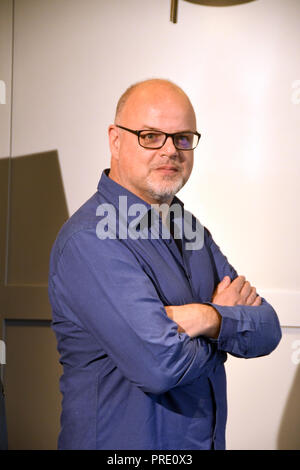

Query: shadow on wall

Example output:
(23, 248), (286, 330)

(5, 150), (69, 284)
(277, 363), (300, 450)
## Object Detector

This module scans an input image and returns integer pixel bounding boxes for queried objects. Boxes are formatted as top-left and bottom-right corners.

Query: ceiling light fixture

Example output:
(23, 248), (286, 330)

(170, 0), (256, 23)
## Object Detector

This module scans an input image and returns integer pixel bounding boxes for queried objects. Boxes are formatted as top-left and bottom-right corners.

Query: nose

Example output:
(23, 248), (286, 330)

(160, 135), (178, 156)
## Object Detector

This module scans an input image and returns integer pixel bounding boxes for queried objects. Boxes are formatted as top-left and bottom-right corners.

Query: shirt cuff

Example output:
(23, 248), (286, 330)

(203, 302), (242, 352)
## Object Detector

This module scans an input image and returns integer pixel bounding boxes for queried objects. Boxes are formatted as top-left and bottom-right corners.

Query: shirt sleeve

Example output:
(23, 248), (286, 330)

(204, 229), (282, 358)
(49, 229), (226, 395)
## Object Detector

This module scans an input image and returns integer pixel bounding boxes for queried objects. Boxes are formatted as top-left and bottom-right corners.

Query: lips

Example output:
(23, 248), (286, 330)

(156, 165), (179, 172)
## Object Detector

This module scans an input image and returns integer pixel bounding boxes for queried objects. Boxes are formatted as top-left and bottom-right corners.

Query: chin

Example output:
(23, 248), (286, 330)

(146, 175), (185, 203)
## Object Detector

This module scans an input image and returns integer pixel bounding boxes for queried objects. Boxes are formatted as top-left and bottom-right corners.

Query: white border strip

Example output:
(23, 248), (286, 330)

(0, 340), (5, 365)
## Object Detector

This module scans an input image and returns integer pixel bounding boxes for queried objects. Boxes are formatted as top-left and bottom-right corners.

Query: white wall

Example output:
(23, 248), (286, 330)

(1, 0), (300, 449)
(0, 0), (12, 158)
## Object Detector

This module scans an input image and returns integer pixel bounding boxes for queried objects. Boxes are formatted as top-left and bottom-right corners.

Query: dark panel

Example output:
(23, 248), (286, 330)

(0, 285), (52, 318)
(1, 150), (69, 449)
(4, 320), (62, 449)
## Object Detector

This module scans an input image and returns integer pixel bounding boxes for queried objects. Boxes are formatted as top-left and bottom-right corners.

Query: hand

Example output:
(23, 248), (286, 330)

(165, 303), (221, 339)
(212, 275), (261, 307)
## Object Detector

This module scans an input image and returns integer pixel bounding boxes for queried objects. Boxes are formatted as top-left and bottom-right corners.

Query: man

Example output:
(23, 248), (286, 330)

(48, 78), (281, 450)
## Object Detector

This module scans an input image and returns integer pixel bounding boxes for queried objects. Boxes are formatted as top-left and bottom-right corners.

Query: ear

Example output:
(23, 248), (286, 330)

(108, 125), (120, 161)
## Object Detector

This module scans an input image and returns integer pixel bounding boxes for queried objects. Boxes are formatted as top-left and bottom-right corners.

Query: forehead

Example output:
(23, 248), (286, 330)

(120, 84), (196, 131)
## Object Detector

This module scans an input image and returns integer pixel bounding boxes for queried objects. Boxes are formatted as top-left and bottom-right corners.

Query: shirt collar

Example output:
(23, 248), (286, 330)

(97, 169), (152, 212)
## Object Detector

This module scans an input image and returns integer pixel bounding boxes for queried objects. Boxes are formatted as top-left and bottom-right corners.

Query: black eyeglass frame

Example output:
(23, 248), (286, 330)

(115, 124), (201, 150)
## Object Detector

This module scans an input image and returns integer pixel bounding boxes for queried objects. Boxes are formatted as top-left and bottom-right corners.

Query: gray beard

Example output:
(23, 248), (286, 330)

(145, 174), (185, 203)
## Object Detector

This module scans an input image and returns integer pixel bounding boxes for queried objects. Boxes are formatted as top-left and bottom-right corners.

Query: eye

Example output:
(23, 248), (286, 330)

(142, 132), (160, 141)
(140, 131), (164, 146)
(176, 134), (192, 148)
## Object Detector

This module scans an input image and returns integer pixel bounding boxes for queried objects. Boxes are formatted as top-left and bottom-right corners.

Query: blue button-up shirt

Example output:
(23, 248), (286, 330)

(48, 169), (281, 450)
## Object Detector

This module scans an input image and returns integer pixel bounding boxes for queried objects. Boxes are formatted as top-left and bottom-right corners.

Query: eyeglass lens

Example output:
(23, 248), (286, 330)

(139, 131), (198, 150)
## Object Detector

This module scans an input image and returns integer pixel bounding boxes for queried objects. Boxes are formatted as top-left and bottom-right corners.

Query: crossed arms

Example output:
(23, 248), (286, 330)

(165, 275), (262, 339)
(51, 228), (282, 394)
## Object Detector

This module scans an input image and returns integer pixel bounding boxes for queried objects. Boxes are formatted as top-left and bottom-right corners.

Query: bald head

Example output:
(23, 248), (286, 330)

(114, 78), (196, 127)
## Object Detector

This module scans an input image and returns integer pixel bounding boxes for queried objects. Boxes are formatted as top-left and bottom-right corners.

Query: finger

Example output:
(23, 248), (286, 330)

(252, 295), (262, 307)
(231, 275), (246, 293)
(245, 286), (257, 305)
(240, 281), (252, 302)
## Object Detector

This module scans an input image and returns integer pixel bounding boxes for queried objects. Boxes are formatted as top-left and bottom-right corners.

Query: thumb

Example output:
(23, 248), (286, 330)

(217, 275), (231, 293)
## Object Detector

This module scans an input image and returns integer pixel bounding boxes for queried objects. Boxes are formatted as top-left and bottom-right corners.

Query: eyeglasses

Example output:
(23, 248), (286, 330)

(116, 125), (201, 150)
